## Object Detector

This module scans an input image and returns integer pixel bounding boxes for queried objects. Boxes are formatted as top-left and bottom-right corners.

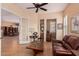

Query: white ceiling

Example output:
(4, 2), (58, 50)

(16, 3), (68, 13)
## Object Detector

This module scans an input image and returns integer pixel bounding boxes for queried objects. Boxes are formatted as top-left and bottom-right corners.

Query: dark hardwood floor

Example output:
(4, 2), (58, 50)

(1, 36), (53, 56)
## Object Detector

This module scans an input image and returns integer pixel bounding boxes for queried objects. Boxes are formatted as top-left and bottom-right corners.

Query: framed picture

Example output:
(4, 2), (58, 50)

(57, 23), (63, 29)
(71, 15), (79, 33)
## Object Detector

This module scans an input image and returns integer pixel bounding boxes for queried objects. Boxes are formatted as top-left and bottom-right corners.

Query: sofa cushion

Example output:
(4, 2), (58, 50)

(54, 43), (62, 47)
(67, 36), (79, 50)
(62, 41), (72, 50)
(63, 35), (70, 43)
(76, 44), (79, 50)
(55, 50), (72, 55)
(54, 45), (72, 55)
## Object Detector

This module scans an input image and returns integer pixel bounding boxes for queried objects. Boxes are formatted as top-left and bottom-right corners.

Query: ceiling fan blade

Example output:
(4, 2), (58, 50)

(33, 3), (36, 7)
(40, 3), (48, 6)
(36, 8), (38, 13)
(27, 7), (36, 9)
(40, 8), (47, 11)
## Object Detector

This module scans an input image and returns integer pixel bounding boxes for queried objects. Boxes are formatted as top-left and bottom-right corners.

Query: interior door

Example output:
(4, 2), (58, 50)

(46, 19), (56, 42)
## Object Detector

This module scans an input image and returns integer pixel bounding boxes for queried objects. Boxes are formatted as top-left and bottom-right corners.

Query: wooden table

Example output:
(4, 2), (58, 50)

(26, 41), (43, 55)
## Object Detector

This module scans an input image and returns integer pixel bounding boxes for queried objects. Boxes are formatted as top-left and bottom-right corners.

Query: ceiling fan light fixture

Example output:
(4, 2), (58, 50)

(27, 3), (48, 13)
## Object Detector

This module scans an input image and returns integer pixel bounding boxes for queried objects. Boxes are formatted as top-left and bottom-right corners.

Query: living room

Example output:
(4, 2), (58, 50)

(0, 3), (79, 56)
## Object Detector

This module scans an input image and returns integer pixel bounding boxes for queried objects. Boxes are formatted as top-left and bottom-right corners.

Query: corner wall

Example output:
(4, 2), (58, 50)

(64, 3), (79, 36)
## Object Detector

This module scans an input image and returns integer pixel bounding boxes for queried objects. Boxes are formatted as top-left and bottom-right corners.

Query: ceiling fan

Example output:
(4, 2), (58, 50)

(27, 3), (48, 13)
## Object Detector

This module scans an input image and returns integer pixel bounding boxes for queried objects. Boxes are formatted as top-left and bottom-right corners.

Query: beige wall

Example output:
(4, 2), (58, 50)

(28, 13), (39, 35)
(64, 3), (79, 36)
(38, 12), (63, 40)
(2, 21), (17, 27)
(0, 4), (1, 38)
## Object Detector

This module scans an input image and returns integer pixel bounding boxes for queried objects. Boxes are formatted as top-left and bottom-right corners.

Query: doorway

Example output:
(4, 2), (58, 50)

(46, 19), (56, 42)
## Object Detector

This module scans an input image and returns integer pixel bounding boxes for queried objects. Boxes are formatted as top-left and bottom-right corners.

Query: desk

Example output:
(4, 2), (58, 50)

(26, 41), (43, 55)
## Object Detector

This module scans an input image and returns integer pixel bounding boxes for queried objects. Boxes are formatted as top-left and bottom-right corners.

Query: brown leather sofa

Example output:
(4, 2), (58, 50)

(53, 35), (79, 56)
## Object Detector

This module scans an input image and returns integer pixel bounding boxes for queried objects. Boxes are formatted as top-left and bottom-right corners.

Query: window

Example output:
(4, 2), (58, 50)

(63, 16), (68, 36)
